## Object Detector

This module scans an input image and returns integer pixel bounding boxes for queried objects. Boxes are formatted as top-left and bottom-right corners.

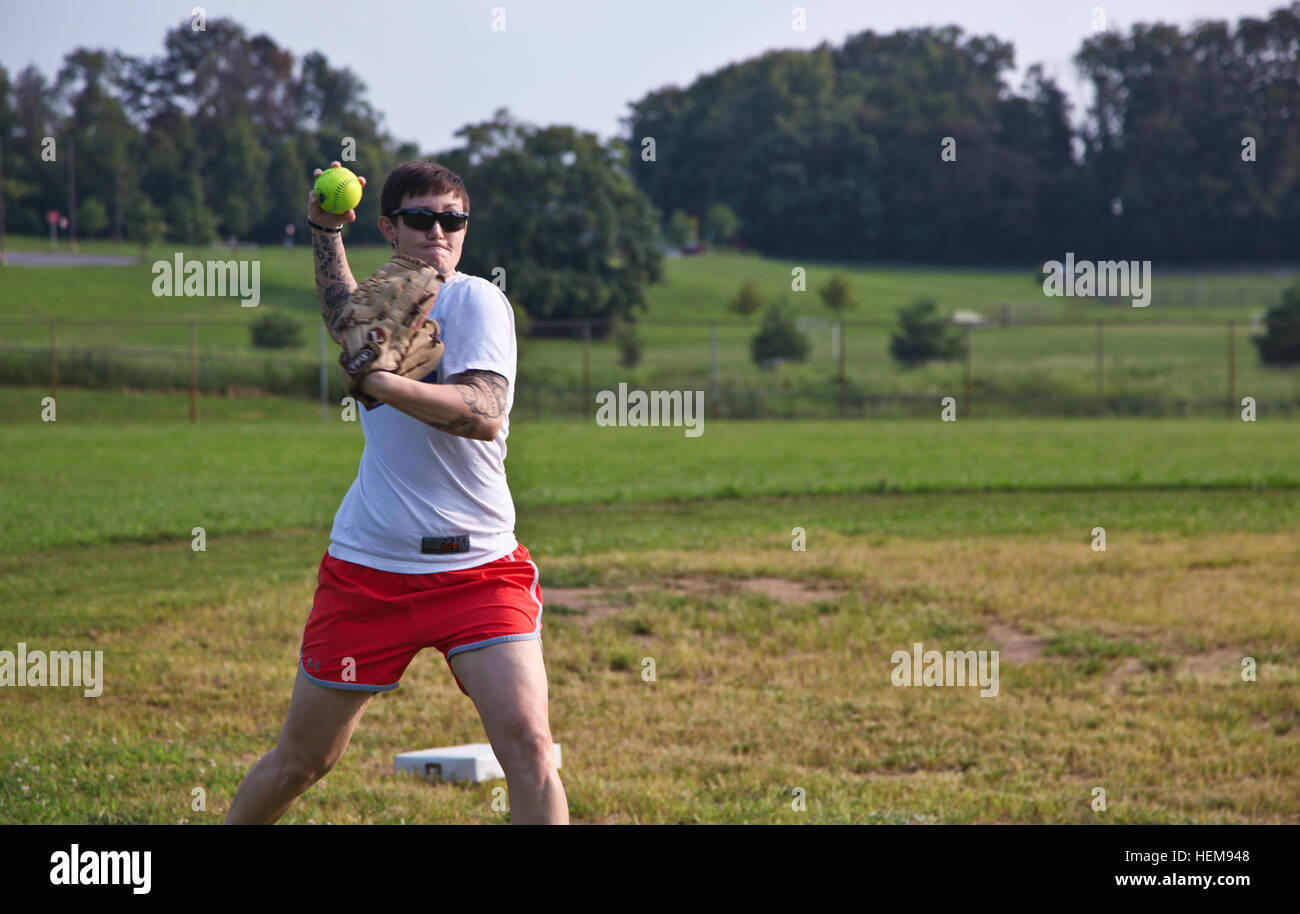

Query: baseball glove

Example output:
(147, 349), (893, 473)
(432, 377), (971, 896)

(334, 253), (446, 409)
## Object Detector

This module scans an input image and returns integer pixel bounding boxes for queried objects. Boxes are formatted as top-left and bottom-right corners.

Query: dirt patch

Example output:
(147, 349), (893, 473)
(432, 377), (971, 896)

(1180, 648), (1245, 677)
(543, 586), (613, 606)
(663, 578), (719, 597)
(542, 586), (623, 621)
(984, 623), (1047, 664)
(737, 577), (840, 603)
(544, 577), (841, 617)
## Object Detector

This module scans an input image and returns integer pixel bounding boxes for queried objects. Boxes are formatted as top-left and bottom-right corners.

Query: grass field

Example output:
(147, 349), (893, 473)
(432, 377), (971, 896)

(1, 391), (1297, 824)
(2, 237), (1298, 416)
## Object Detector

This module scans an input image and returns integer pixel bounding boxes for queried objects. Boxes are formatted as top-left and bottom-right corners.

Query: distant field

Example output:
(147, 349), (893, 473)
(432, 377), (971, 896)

(2, 247), (1298, 825)
(0, 402), (1296, 824)
(1, 236), (1297, 416)
(2, 391), (1299, 554)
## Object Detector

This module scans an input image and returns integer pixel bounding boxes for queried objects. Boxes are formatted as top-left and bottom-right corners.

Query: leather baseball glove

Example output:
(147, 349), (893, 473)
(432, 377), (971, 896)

(334, 253), (446, 409)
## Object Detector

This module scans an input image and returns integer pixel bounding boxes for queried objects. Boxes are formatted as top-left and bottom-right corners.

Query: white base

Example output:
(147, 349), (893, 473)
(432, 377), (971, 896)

(394, 742), (562, 784)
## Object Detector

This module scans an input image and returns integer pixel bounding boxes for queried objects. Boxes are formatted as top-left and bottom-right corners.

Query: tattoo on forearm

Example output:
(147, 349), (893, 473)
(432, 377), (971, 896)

(427, 369), (509, 439)
(312, 231), (356, 339)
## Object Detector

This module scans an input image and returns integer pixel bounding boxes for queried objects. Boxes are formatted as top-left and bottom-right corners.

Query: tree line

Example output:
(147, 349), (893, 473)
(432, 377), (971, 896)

(625, 4), (1300, 263)
(0, 6), (1296, 331)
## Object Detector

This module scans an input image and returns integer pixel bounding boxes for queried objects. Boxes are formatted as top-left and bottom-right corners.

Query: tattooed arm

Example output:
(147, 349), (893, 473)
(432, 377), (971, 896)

(312, 228), (356, 344)
(306, 162), (365, 343)
(359, 369), (509, 441)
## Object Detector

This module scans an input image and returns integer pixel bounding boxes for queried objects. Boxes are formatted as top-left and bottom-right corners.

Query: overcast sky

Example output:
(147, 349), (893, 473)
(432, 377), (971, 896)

(0, 0), (1288, 154)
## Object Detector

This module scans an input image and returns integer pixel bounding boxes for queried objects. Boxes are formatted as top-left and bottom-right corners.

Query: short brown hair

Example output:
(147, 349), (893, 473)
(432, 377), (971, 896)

(380, 160), (470, 216)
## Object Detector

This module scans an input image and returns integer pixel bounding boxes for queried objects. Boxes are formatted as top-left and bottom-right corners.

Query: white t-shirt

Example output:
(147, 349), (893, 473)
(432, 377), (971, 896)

(328, 271), (519, 573)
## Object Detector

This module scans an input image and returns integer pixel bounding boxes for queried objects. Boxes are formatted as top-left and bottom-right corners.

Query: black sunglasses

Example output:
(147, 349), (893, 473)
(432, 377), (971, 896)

(388, 208), (469, 233)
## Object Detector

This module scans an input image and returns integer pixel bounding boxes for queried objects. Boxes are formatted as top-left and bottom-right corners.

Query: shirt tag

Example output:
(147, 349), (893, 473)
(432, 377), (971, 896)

(422, 535), (470, 555)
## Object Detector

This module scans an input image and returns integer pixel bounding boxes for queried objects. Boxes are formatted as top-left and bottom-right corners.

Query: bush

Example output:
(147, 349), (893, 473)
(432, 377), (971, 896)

(1254, 281), (1300, 366)
(665, 209), (693, 248)
(731, 280), (764, 317)
(819, 272), (856, 312)
(889, 298), (965, 368)
(126, 196), (166, 251)
(751, 306), (810, 368)
(78, 199), (109, 238)
(704, 202), (740, 246)
(613, 319), (642, 368)
(250, 313), (303, 350)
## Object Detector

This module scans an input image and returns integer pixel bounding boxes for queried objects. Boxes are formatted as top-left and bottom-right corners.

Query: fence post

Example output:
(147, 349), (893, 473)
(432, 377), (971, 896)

(319, 323), (329, 423)
(582, 319), (591, 416)
(710, 322), (718, 420)
(1227, 320), (1236, 418)
(189, 321), (198, 422)
(963, 324), (972, 417)
(838, 319), (846, 419)
(49, 320), (57, 402)
(1095, 321), (1104, 414)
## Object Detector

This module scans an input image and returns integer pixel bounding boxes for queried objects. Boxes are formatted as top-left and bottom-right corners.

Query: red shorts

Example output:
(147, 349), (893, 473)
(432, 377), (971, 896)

(299, 544), (543, 696)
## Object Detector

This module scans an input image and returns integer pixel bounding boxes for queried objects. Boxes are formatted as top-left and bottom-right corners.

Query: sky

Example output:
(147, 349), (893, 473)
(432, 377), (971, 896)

(0, 0), (1289, 154)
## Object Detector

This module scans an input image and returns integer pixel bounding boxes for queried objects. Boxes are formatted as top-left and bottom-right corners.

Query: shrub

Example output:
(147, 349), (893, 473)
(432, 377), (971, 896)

(751, 306), (810, 368)
(889, 298), (965, 368)
(731, 280), (764, 317)
(1254, 281), (1300, 366)
(613, 319), (642, 368)
(250, 313), (303, 350)
(819, 272), (856, 312)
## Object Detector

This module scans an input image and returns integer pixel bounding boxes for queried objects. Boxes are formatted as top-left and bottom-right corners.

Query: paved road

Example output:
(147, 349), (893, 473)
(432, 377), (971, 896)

(3, 251), (138, 266)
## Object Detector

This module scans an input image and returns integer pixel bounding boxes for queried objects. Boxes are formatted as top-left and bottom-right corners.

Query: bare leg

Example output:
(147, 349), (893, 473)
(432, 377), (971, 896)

(450, 639), (568, 824)
(226, 669), (375, 824)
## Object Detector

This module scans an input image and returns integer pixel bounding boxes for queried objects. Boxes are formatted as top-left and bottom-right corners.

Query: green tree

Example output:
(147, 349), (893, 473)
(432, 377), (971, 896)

(889, 298), (965, 368)
(208, 114), (269, 238)
(8, 66), (60, 235)
(730, 280), (763, 316)
(612, 318), (642, 368)
(1254, 281), (1300, 367)
(751, 306), (810, 368)
(78, 198), (108, 236)
(665, 209), (692, 247)
(259, 138), (307, 240)
(445, 108), (664, 338)
(56, 50), (141, 241)
(126, 195), (165, 259)
(818, 272), (856, 312)
(704, 202), (739, 246)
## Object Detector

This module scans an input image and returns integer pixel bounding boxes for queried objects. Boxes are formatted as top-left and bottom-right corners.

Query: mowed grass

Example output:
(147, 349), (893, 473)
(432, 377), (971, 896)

(2, 388), (1300, 554)
(0, 395), (1298, 822)
(1, 508), (1297, 824)
(2, 237), (1297, 413)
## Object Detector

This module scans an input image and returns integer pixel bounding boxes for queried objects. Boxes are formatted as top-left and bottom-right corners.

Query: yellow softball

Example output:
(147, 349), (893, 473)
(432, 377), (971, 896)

(314, 166), (363, 214)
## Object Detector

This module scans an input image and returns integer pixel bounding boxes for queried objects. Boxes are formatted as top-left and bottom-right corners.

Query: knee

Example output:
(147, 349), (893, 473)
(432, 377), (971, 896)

(497, 727), (556, 783)
(274, 746), (336, 794)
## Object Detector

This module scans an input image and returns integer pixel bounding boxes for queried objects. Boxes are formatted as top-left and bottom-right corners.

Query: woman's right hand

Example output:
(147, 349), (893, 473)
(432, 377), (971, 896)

(307, 161), (368, 229)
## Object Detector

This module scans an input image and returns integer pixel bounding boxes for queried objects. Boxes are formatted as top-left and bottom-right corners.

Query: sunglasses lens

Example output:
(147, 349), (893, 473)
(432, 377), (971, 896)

(397, 211), (467, 232)
(401, 212), (435, 231)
